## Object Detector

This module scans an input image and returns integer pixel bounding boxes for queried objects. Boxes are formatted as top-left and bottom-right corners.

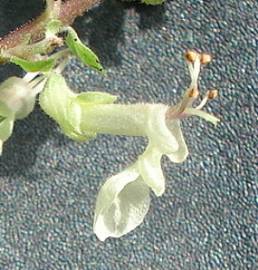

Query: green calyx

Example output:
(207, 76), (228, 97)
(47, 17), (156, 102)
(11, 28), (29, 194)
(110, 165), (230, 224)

(39, 73), (116, 141)
(39, 72), (92, 142)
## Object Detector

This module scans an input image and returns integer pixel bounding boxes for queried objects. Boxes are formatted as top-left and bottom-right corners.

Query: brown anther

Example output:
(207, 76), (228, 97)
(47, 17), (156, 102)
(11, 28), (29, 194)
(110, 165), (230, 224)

(185, 50), (199, 63)
(200, 53), (212, 65)
(188, 88), (199, 98)
(207, 89), (218, 99)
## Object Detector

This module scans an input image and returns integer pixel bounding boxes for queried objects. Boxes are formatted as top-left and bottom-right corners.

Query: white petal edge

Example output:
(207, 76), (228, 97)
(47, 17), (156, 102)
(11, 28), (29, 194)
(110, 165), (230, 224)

(138, 144), (165, 196)
(166, 119), (189, 163)
(0, 117), (14, 155)
(146, 105), (179, 153)
(94, 166), (150, 241)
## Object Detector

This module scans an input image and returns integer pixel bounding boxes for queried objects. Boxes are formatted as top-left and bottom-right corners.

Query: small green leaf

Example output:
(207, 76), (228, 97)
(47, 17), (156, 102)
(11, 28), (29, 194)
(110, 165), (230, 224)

(39, 72), (95, 142)
(76, 91), (117, 105)
(141, 0), (165, 5)
(65, 27), (104, 73)
(10, 56), (55, 72)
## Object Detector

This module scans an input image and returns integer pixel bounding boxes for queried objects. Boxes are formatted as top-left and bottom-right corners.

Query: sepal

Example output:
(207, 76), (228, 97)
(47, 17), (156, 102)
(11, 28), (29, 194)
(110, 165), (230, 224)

(39, 72), (93, 141)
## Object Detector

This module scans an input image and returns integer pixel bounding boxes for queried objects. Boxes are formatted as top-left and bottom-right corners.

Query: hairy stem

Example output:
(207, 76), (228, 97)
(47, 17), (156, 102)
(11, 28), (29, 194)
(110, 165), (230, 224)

(0, 0), (100, 50)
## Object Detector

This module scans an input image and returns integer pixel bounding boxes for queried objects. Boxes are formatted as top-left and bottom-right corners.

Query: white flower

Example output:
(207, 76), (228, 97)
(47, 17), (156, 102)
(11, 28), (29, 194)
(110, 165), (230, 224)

(94, 51), (220, 241)
(0, 74), (45, 154)
(0, 77), (36, 119)
(93, 117), (187, 241)
(94, 114), (190, 241)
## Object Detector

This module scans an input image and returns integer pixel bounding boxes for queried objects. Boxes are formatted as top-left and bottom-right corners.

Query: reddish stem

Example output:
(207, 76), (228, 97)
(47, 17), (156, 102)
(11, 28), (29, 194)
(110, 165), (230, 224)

(0, 0), (100, 49)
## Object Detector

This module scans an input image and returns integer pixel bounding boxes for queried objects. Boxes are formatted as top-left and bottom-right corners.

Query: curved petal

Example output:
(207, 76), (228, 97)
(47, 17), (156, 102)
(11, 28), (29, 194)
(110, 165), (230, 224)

(138, 144), (165, 196)
(146, 105), (179, 153)
(166, 120), (188, 163)
(0, 117), (14, 155)
(94, 167), (150, 241)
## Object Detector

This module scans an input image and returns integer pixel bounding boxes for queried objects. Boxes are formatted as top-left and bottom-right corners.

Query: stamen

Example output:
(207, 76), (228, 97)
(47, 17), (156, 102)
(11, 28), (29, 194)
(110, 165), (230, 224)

(178, 87), (199, 113)
(188, 88), (199, 98)
(207, 89), (218, 100)
(200, 53), (212, 65)
(170, 51), (216, 119)
(191, 57), (201, 87)
(195, 95), (208, 110)
(184, 107), (220, 125)
(195, 89), (219, 110)
(177, 51), (202, 114)
(185, 50), (199, 63)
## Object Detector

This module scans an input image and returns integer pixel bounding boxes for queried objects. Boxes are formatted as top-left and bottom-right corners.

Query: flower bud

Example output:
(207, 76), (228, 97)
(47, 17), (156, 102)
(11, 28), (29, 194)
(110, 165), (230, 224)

(0, 77), (36, 119)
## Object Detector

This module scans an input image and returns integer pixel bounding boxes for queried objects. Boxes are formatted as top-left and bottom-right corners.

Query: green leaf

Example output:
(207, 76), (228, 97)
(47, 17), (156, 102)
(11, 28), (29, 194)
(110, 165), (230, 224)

(65, 27), (104, 73)
(10, 56), (55, 72)
(76, 91), (117, 105)
(39, 72), (95, 142)
(141, 0), (165, 5)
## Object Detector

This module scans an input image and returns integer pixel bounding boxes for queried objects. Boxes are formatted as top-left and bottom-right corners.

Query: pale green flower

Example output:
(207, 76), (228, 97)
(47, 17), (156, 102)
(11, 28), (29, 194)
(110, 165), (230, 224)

(0, 74), (44, 154)
(93, 51), (220, 240)
(93, 116), (187, 241)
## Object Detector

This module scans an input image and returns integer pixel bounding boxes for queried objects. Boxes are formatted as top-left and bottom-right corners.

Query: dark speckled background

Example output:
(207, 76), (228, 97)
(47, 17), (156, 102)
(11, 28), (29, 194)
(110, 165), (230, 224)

(0, 0), (257, 269)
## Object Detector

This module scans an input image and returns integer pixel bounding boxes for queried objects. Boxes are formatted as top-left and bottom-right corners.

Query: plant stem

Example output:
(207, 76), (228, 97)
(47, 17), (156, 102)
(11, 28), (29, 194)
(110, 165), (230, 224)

(0, 0), (100, 50)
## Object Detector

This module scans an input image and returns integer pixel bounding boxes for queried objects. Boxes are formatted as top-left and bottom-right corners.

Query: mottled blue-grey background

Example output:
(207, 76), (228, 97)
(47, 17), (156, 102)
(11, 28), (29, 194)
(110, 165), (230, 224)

(0, 0), (257, 269)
